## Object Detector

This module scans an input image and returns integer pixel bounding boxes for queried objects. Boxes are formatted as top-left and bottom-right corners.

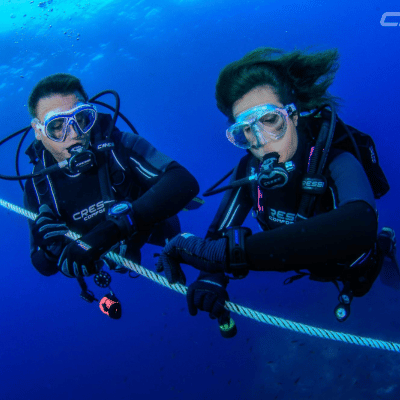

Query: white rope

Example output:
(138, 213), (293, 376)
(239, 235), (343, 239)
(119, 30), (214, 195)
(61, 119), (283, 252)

(2, 197), (400, 353)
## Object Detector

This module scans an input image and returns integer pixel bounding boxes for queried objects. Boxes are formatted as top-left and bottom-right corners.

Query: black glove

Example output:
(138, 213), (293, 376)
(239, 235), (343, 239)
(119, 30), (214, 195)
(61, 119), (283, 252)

(156, 233), (227, 284)
(32, 204), (69, 258)
(187, 273), (231, 322)
(57, 219), (121, 278)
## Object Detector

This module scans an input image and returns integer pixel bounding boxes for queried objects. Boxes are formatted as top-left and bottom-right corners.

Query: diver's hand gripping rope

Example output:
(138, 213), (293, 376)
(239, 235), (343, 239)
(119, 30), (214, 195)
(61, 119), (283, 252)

(2, 197), (400, 353)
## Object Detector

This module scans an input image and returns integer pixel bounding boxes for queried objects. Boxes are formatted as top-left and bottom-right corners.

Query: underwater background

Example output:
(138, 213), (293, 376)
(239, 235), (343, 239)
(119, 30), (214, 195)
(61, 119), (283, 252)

(1, 1), (400, 399)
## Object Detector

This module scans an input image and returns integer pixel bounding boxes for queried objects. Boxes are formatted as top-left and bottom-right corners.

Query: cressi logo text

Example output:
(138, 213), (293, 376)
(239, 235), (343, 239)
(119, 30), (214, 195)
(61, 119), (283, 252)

(73, 201), (105, 221)
(268, 208), (295, 225)
(380, 12), (400, 26)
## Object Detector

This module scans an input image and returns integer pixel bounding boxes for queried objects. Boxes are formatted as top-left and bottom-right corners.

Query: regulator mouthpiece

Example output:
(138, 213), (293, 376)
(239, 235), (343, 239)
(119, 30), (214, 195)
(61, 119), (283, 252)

(67, 145), (96, 174)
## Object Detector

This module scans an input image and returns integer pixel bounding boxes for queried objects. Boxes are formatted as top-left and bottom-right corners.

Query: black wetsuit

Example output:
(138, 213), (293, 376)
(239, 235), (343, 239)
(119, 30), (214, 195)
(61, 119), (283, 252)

(206, 128), (378, 289)
(24, 114), (199, 276)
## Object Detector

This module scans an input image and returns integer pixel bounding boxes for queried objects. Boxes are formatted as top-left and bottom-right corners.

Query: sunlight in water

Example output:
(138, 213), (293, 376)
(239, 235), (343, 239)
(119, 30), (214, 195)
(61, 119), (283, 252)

(1, 0), (116, 33)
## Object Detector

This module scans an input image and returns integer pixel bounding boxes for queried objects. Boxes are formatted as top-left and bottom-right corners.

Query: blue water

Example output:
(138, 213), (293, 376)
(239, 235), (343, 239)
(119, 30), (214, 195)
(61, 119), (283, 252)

(1, 1), (400, 399)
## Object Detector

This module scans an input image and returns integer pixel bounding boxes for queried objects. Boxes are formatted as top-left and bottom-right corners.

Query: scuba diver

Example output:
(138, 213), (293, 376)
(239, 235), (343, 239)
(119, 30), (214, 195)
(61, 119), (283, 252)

(156, 47), (399, 331)
(15, 73), (199, 315)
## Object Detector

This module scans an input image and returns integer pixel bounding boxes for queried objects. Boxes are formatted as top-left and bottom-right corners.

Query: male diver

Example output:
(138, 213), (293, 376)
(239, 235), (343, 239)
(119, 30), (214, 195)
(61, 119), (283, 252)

(23, 73), (199, 294)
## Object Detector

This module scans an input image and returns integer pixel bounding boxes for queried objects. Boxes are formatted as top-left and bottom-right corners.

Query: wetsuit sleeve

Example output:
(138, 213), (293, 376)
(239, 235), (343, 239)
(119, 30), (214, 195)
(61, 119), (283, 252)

(117, 133), (200, 228)
(245, 201), (377, 272)
(245, 153), (378, 273)
(326, 151), (376, 211)
(23, 179), (59, 276)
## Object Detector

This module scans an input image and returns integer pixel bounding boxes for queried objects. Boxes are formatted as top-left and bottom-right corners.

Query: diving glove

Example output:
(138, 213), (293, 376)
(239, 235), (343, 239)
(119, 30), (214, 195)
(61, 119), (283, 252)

(156, 233), (228, 284)
(157, 227), (251, 283)
(57, 219), (121, 278)
(187, 273), (230, 320)
(32, 204), (69, 259)
(187, 272), (237, 338)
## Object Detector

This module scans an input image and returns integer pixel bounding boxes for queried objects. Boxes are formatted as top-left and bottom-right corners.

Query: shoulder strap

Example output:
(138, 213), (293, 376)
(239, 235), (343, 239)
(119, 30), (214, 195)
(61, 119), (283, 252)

(296, 109), (336, 220)
(247, 154), (272, 231)
(31, 150), (61, 216)
(91, 113), (118, 211)
(247, 154), (259, 211)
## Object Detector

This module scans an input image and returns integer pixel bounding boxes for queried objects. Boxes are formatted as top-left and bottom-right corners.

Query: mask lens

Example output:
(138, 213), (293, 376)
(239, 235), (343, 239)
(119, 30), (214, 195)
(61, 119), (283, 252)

(227, 110), (287, 149)
(257, 110), (287, 140)
(46, 118), (66, 140)
(43, 105), (97, 142)
(227, 124), (252, 149)
(259, 112), (283, 130)
(75, 109), (96, 133)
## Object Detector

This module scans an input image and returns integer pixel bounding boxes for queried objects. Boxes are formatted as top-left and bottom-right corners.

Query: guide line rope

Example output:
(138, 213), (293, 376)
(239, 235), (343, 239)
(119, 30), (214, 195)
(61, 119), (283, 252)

(1, 197), (399, 354)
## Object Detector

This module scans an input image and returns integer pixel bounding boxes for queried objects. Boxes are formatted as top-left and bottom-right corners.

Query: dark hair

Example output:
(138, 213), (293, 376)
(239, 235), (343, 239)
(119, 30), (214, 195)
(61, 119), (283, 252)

(28, 73), (89, 118)
(215, 47), (340, 120)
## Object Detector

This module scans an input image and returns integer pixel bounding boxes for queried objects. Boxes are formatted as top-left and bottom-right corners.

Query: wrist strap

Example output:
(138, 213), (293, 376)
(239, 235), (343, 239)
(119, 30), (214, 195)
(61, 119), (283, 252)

(222, 226), (252, 278)
(107, 201), (136, 238)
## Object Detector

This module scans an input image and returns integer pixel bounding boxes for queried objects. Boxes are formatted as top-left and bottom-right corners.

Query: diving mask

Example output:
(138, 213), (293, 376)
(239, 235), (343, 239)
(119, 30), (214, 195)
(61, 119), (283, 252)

(226, 103), (296, 149)
(33, 103), (97, 142)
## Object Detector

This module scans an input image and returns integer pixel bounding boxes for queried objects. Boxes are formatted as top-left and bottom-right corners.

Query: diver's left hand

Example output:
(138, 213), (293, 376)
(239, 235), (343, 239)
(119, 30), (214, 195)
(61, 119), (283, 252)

(156, 233), (227, 284)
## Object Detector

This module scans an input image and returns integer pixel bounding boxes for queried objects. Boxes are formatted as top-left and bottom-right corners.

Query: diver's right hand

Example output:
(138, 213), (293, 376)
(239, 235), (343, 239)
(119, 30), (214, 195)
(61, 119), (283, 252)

(57, 239), (100, 278)
(186, 273), (231, 321)
(57, 219), (121, 278)
(32, 204), (68, 255)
